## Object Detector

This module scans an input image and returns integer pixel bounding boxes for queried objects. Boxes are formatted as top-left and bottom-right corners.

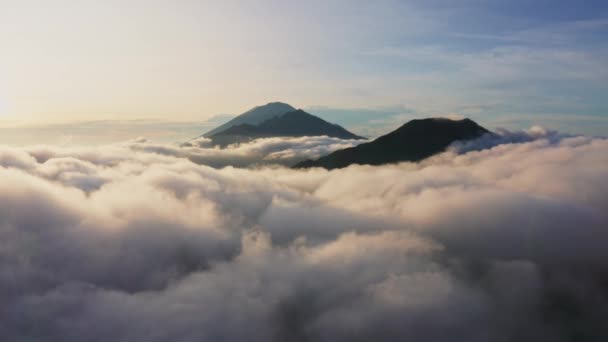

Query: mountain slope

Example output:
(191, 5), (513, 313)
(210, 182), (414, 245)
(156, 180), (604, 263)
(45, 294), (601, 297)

(209, 109), (364, 146)
(294, 118), (490, 169)
(255, 110), (363, 139)
(202, 102), (295, 137)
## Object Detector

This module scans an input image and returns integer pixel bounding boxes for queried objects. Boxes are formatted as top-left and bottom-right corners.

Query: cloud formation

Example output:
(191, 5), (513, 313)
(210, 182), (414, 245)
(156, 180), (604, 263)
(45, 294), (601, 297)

(134, 135), (366, 168)
(1, 130), (607, 341)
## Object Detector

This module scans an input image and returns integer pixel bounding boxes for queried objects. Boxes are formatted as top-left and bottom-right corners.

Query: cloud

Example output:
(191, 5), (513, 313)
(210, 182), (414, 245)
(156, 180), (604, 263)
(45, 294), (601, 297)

(0, 120), (220, 146)
(131, 136), (366, 168)
(448, 125), (571, 153)
(0, 131), (607, 341)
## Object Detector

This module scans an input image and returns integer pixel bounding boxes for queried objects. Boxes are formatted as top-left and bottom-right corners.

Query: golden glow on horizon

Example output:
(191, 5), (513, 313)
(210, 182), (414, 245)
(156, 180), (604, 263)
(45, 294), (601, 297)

(0, 1), (432, 124)
(0, 2), (316, 123)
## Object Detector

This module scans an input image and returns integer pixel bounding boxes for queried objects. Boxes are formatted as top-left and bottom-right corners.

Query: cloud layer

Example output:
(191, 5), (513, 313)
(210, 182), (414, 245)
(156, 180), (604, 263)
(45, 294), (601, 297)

(136, 135), (366, 168)
(1, 130), (607, 341)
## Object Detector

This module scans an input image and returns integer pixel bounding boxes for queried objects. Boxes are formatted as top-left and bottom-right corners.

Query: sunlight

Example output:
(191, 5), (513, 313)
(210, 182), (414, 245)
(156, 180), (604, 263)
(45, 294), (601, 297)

(0, 98), (7, 119)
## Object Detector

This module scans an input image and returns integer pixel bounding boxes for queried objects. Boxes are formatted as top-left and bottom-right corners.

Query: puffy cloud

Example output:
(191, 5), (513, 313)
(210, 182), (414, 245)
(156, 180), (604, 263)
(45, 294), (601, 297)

(0, 130), (607, 341)
(449, 125), (572, 153)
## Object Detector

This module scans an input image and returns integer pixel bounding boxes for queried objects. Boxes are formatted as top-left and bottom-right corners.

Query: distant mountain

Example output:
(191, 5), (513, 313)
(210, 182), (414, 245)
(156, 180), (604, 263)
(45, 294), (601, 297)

(209, 109), (364, 146)
(294, 118), (490, 169)
(203, 102), (296, 137)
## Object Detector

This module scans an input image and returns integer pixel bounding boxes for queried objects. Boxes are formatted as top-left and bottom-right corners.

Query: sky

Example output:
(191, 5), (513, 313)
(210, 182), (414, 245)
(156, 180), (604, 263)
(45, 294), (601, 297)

(2, 2), (608, 338)
(1, 0), (608, 142)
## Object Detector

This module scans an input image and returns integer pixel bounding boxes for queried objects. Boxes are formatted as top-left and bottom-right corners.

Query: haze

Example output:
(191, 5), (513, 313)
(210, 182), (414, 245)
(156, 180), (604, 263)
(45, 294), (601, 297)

(1, 0), (608, 141)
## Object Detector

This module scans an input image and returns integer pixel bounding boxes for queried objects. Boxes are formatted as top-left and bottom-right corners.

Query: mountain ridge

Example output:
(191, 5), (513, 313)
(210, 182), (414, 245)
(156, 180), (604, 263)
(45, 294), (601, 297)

(202, 102), (296, 137)
(200, 102), (364, 146)
(208, 109), (365, 146)
(294, 117), (490, 169)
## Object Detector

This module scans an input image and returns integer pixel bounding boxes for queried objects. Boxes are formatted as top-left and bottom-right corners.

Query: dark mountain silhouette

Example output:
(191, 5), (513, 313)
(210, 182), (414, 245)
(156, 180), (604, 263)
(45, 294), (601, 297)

(294, 118), (490, 169)
(208, 109), (364, 146)
(203, 102), (296, 137)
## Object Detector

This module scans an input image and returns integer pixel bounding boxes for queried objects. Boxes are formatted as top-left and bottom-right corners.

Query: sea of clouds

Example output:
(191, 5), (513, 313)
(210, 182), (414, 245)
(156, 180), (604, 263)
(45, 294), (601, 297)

(1, 129), (607, 341)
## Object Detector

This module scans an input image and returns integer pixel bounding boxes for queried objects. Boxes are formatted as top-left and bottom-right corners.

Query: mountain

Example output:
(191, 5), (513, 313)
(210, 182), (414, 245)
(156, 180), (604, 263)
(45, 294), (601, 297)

(209, 109), (364, 146)
(202, 102), (296, 137)
(294, 118), (490, 169)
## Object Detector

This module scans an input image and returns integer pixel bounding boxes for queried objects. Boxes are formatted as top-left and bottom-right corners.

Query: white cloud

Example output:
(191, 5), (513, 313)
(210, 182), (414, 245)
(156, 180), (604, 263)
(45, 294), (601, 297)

(130, 136), (367, 168)
(0, 131), (607, 341)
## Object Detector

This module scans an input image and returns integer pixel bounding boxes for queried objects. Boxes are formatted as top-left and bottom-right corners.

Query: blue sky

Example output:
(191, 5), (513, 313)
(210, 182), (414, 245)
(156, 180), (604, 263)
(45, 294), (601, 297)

(0, 0), (607, 142)
(300, 0), (608, 131)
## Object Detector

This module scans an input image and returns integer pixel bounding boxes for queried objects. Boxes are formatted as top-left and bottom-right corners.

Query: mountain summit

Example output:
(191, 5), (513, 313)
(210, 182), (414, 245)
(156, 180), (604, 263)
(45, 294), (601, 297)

(203, 102), (296, 137)
(294, 118), (489, 169)
(201, 103), (364, 146)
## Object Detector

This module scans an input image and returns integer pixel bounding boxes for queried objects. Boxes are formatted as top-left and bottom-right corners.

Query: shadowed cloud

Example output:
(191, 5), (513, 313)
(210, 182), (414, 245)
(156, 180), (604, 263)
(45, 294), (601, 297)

(0, 129), (607, 341)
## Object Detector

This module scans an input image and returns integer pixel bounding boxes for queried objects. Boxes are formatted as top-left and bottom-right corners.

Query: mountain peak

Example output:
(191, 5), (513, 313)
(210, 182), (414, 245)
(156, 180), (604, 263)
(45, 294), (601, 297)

(295, 117), (489, 169)
(203, 102), (296, 137)
(263, 101), (294, 107)
(246, 102), (295, 114)
(207, 109), (364, 146)
(392, 117), (487, 134)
